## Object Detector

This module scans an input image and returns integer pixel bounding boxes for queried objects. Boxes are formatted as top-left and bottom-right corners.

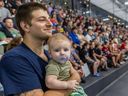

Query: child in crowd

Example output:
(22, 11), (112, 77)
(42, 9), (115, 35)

(45, 33), (87, 96)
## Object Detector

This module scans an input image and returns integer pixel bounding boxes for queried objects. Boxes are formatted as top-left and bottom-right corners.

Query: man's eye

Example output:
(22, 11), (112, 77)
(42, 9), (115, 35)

(39, 19), (46, 21)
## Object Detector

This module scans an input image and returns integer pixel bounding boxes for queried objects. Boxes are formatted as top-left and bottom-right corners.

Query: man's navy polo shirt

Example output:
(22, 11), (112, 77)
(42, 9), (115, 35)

(0, 43), (49, 96)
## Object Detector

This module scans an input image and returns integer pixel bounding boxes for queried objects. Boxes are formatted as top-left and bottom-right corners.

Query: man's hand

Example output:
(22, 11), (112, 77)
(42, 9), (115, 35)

(66, 80), (79, 90)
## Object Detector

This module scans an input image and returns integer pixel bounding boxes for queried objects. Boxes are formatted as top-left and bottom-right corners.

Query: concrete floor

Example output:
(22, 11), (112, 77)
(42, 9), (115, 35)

(97, 71), (128, 96)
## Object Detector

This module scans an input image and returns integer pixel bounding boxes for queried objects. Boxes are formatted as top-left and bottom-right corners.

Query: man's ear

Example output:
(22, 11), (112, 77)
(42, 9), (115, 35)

(48, 49), (51, 54)
(20, 21), (30, 33)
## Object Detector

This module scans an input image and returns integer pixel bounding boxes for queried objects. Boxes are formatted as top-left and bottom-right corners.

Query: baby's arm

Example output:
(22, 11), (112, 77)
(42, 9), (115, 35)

(45, 62), (79, 90)
(45, 75), (78, 90)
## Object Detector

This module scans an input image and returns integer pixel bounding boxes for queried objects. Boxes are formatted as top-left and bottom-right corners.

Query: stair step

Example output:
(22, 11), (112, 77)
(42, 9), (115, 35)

(81, 62), (128, 96)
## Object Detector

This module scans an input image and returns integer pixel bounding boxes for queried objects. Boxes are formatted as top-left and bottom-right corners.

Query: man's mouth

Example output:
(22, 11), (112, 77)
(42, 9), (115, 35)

(43, 29), (52, 33)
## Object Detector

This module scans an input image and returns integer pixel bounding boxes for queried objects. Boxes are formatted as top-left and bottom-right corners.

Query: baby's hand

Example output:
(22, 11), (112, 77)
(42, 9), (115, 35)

(66, 80), (79, 90)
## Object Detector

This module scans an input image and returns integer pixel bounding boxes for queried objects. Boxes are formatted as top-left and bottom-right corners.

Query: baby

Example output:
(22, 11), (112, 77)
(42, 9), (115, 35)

(45, 33), (87, 96)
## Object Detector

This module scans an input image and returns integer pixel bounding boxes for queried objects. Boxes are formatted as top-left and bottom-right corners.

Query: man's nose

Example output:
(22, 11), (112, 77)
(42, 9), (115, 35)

(46, 19), (52, 28)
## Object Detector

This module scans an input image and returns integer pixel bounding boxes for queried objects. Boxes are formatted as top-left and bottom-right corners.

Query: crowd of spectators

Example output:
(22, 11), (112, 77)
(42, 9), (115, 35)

(0, 0), (128, 83)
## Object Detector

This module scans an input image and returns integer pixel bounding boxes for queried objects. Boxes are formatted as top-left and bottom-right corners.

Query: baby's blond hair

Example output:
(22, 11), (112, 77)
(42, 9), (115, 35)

(48, 33), (71, 50)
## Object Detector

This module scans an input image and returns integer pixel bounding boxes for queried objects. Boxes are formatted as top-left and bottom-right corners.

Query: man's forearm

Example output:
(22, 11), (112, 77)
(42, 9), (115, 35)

(15, 89), (44, 96)
(69, 69), (81, 83)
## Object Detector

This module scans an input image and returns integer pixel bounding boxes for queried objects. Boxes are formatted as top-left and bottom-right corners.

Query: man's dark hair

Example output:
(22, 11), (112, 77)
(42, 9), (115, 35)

(15, 2), (47, 36)
(3, 17), (12, 23)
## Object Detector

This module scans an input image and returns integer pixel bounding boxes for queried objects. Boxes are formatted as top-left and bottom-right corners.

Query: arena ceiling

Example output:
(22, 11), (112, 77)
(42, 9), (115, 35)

(91, 0), (128, 23)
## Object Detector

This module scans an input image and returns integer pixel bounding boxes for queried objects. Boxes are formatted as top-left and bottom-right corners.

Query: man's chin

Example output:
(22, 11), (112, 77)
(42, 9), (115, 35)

(40, 34), (52, 40)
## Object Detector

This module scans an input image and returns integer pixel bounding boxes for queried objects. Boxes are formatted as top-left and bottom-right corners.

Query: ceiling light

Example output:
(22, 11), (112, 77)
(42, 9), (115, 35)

(124, 1), (128, 5)
(103, 18), (109, 21)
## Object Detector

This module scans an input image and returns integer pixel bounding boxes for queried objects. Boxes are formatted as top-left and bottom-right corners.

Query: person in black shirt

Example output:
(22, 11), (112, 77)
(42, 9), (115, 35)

(80, 42), (100, 77)
(95, 43), (108, 71)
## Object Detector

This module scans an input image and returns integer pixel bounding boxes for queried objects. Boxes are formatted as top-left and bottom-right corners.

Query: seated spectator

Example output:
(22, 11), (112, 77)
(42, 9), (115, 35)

(63, 20), (72, 33)
(57, 8), (64, 24)
(102, 42), (119, 68)
(120, 39), (128, 55)
(79, 42), (100, 77)
(0, 0), (11, 22)
(10, 7), (17, 28)
(50, 14), (58, 27)
(77, 28), (88, 46)
(0, 30), (12, 43)
(1, 17), (20, 38)
(68, 27), (80, 45)
(110, 38), (124, 65)
(94, 43), (108, 71)
(100, 32), (109, 44)
(0, 21), (13, 38)
(0, 31), (6, 40)
(56, 25), (64, 33)
(85, 29), (93, 42)
(47, 2), (53, 16)
(69, 43), (85, 82)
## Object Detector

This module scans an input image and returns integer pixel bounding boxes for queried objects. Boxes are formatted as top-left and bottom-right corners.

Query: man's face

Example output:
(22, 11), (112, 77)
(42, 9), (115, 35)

(29, 9), (52, 40)
(0, 1), (4, 7)
(4, 19), (13, 29)
(89, 30), (93, 35)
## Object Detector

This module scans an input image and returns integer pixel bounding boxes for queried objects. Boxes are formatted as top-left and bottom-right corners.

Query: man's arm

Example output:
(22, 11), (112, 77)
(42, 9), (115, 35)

(69, 64), (81, 83)
(85, 56), (95, 63)
(15, 89), (44, 96)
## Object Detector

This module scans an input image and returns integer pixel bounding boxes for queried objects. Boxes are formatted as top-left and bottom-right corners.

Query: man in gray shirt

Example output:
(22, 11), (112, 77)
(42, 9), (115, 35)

(0, 0), (11, 22)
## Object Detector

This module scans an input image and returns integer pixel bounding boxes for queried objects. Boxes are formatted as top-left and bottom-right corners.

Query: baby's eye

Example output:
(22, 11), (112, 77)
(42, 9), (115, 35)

(54, 49), (60, 52)
(64, 48), (69, 51)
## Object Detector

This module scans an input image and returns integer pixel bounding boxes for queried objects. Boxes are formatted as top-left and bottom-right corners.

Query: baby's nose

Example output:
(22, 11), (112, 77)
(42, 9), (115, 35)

(60, 50), (65, 55)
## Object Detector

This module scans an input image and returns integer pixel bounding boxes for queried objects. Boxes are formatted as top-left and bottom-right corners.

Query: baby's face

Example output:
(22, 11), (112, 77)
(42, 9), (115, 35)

(50, 40), (71, 64)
